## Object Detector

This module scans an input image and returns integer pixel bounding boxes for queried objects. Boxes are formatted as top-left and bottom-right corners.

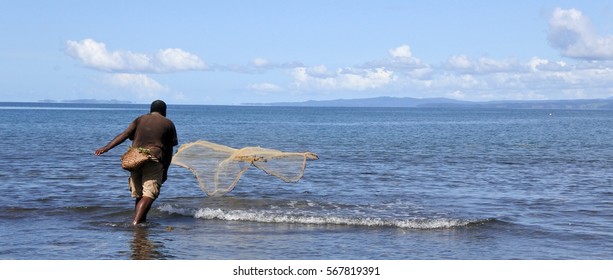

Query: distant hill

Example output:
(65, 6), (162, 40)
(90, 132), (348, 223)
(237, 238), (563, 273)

(431, 98), (613, 110)
(244, 96), (471, 107)
(38, 99), (132, 104)
(243, 96), (613, 110)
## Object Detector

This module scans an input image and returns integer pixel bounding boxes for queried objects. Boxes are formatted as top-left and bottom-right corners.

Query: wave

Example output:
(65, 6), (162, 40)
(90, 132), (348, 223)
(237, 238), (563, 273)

(157, 204), (494, 229)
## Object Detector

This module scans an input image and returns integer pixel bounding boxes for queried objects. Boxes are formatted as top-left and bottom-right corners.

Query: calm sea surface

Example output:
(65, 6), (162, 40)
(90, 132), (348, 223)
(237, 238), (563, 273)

(1, 102), (612, 259)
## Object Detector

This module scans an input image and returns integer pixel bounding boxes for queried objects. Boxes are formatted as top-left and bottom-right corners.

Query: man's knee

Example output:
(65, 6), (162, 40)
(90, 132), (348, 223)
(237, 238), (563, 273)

(142, 180), (160, 199)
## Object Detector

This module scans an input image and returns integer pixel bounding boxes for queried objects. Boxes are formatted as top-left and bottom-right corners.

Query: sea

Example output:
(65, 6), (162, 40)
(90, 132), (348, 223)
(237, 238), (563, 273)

(1, 102), (612, 261)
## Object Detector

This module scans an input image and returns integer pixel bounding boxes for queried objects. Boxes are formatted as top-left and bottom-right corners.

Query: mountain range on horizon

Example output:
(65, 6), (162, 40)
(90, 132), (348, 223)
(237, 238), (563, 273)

(243, 96), (613, 110)
(31, 96), (613, 110)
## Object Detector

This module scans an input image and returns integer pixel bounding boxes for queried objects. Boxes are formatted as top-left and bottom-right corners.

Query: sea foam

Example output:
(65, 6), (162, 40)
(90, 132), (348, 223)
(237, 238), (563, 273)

(158, 204), (478, 229)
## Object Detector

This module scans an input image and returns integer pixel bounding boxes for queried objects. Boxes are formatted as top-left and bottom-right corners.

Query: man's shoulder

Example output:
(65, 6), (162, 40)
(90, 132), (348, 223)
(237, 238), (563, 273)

(140, 113), (169, 121)
(135, 113), (174, 127)
(157, 114), (176, 128)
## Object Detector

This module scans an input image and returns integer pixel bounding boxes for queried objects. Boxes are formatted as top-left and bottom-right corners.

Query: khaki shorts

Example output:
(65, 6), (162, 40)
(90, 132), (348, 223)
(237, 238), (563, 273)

(128, 158), (163, 199)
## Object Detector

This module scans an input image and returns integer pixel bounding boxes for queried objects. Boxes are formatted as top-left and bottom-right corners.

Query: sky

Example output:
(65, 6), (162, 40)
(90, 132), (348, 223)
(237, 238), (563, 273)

(2, 1), (613, 105)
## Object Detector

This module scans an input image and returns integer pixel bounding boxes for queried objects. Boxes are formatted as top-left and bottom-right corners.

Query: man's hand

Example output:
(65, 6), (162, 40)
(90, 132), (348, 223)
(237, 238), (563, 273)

(95, 148), (107, 156)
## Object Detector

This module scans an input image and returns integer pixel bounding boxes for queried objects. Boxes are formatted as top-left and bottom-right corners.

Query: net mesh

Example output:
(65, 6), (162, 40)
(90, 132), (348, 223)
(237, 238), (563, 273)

(171, 140), (318, 196)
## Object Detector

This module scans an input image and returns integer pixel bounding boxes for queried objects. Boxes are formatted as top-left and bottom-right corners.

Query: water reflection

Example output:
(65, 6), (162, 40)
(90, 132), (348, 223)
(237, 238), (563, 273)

(130, 226), (167, 260)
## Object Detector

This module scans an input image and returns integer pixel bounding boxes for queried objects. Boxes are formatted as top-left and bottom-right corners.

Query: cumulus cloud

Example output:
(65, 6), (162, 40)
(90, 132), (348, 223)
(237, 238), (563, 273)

(105, 73), (168, 99)
(444, 55), (521, 74)
(528, 57), (567, 71)
(447, 55), (472, 70)
(548, 7), (613, 60)
(389, 45), (413, 59)
(65, 10), (613, 104)
(66, 38), (206, 72)
(155, 48), (207, 71)
(292, 67), (394, 91)
(362, 44), (424, 71)
(283, 33), (613, 101)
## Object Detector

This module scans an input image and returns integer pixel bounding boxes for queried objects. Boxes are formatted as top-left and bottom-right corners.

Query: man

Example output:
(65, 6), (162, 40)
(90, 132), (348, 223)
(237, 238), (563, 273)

(95, 100), (178, 225)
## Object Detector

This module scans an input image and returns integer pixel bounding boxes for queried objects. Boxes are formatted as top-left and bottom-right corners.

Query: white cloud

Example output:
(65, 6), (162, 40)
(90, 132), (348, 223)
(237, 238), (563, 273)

(216, 58), (303, 73)
(444, 55), (520, 74)
(273, 35), (613, 101)
(66, 39), (127, 71)
(529, 57), (550, 72)
(251, 58), (270, 67)
(65, 10), (613, 104)
(66, 38), (206, 72)
(389, 45), (413, 59)
(155, 48), (207, 71)
(247, 82), (283, 92)
(304, 65), (335, 78)
(363, 44), (423, 71)
(105, 73), (168, 99)
(528, 57), (567, 72)
(447, 55), (472, 69)
(436, 73), (481, 89)
(548, 7), (613, 60)
(338, 68), (395, 90)
(358, 40), (613, 100)
(292, 67), (394, 91)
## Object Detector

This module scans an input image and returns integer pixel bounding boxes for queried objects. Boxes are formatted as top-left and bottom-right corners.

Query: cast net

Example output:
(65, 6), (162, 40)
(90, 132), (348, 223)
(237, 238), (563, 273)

(171, 140), (319, 196)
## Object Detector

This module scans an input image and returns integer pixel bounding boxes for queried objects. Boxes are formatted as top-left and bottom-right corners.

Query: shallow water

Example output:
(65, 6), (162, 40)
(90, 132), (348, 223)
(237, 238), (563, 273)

(1, 103), (612, 259)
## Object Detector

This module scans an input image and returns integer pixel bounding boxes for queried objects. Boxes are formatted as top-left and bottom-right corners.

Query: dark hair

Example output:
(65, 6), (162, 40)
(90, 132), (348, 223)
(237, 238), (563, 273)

(150, 100), (167, 117)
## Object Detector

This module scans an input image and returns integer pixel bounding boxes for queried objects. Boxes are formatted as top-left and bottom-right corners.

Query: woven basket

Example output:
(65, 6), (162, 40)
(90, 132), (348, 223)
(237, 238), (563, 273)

(121, 147), (152, 171)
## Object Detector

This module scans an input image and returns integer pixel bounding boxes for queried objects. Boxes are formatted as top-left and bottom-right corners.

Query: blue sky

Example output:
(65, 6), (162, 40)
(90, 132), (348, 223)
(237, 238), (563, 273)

(2, 1), (613, 105)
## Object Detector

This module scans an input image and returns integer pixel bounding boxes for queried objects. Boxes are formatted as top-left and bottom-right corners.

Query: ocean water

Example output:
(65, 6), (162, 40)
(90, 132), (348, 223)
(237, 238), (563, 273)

(1, 102), (612, 260)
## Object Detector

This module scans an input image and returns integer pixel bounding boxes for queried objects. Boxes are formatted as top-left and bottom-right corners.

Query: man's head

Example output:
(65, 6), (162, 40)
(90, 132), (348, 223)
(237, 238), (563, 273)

(150, 100), (167, 116)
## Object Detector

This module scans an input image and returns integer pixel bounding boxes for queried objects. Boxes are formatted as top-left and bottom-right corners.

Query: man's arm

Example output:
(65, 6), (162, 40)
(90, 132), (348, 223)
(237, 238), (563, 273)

(95, 122), (136, 156)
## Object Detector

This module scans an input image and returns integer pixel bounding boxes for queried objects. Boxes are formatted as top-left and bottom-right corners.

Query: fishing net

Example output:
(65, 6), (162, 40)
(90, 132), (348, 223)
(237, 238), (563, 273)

(171, 140), (319, 196)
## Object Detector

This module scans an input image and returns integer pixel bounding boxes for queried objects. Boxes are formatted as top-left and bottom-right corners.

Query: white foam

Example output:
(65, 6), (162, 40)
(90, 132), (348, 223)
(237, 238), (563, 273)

(157, 204), (196, 216)
(189, 207), (471, 229)
(157, 203), (479, 229)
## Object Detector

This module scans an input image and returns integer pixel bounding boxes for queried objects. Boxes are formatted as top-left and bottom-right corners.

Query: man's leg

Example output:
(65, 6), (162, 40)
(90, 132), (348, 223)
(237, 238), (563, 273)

(134, 197), (141, 211)
(132, 159), (163, 225)
(133, 196), (154, 225)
